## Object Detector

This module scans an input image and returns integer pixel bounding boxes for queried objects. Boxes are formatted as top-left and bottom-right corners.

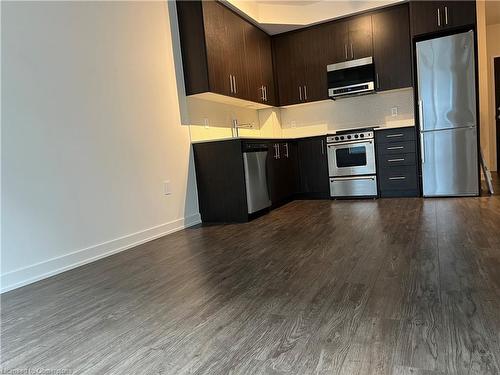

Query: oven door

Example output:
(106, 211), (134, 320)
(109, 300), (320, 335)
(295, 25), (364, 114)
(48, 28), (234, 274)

(327, 139), (376, 177)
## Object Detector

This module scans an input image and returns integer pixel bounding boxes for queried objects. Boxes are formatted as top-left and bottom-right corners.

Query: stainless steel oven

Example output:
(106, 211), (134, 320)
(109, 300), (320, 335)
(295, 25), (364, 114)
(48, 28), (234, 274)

(327, 129), (377, 198)
(327, 133), (375, 176)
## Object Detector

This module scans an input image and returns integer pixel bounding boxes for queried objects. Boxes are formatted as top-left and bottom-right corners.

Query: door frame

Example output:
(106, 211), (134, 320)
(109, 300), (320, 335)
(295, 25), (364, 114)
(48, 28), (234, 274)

(492, 54), (500, 172)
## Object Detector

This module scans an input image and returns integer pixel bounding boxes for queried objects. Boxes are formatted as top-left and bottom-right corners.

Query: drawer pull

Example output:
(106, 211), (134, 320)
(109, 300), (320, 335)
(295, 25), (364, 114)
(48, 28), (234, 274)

(388, 158), (405, 162)
(387, 146), (404, 150)
(389, 176), (406, 180)
(386, 133), (404, 138)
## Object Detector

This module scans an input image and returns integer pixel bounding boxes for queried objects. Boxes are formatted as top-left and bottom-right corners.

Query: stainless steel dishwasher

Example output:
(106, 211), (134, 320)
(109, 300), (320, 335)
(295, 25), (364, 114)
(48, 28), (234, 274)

(242, 142), (272, 214)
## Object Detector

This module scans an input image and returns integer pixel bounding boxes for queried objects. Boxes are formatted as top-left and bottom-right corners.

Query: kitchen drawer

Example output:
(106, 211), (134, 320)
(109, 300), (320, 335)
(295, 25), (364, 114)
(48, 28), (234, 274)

(378, 152), (416, 168)
(379, 166), (418, 191)
(378, 141), (416, 155)
(376, 127), (415, 144)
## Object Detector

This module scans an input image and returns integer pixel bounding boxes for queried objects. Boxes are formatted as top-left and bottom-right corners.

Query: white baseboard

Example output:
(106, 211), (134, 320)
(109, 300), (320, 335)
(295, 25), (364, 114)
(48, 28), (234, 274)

(0, 213), (201, 293)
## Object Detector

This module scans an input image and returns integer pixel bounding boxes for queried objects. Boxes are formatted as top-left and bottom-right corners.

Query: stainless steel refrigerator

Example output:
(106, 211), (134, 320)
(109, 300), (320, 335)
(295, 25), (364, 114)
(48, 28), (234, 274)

(416, 30), (479, 197)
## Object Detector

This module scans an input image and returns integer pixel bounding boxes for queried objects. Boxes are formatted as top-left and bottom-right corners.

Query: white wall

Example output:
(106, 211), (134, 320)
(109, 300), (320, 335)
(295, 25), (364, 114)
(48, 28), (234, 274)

(1, 1), (200, 292)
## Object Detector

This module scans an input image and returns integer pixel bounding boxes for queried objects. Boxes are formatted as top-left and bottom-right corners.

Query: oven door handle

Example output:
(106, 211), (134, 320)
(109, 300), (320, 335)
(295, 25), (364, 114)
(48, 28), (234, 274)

(327, 139), (373, 147)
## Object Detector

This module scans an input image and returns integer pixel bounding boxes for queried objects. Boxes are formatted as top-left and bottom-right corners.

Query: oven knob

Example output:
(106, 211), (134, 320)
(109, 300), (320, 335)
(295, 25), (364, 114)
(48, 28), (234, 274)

(360, 134), (364, 138)
(335, 136), (339, 141)
(354, 134), (359, 138)
(347, 135), (351, 139)
(340, 136), (345, 140)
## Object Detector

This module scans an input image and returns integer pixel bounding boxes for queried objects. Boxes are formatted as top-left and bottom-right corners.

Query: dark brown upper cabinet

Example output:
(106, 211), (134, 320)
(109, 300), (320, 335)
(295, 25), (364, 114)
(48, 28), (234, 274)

(372, 4), (412, 91)
(176, 0), (274, 105)
(244, 24), (276, 105)
(325, 15), (373, 65)
(273, 26), (330, 106)
(348, 15), (374, 60)
(410, 1), (476, 37)
(273, 31), (306, 106)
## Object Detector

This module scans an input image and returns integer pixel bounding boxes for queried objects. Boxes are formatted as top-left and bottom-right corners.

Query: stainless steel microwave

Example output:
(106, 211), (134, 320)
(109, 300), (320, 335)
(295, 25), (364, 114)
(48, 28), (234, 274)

(327, 57), (375, 99)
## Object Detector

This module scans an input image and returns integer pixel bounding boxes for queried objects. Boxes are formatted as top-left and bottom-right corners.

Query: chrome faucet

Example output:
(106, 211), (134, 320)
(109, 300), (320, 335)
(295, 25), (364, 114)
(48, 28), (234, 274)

(232, 119), (254, 138)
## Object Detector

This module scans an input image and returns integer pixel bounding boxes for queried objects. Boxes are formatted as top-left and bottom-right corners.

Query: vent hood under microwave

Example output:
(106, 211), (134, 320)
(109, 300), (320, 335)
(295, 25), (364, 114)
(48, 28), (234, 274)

(327, 57), (375, 99)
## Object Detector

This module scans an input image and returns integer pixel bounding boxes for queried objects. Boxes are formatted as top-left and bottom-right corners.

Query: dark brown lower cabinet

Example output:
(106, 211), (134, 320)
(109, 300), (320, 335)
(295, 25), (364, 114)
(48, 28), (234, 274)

(268, 141), (298, 207)
(375, 127), (419, 198)
(297, 137), (330, 198)
(192, 140), (249, 223)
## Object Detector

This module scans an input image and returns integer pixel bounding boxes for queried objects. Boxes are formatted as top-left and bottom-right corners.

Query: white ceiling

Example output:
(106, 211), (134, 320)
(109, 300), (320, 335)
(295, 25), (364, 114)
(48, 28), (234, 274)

(486, 0), (500, 25)
(225, 0), (404, 34)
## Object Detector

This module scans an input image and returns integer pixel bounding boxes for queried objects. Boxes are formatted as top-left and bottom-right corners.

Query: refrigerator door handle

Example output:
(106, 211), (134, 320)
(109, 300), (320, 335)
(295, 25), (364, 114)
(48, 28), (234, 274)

(418, 100), (424, 131)
(420, 132), (425, 164)
(418, 99), (425, 163)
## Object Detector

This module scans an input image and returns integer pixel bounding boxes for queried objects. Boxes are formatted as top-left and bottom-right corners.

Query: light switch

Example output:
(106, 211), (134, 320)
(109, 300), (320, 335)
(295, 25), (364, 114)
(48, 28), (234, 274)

(163, 180), (172, 195)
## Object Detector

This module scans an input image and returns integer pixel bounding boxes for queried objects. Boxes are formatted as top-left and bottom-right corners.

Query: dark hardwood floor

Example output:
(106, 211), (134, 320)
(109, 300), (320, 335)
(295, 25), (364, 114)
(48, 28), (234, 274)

(2, 178), (500, 374)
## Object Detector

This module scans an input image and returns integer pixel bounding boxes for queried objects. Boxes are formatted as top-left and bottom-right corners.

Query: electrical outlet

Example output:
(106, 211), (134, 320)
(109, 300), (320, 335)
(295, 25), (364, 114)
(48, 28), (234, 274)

(163, 180), (172, 195)
(203, 118), (209, 129)
(391, 107), (398, 117)
(291, 121), (296, 128)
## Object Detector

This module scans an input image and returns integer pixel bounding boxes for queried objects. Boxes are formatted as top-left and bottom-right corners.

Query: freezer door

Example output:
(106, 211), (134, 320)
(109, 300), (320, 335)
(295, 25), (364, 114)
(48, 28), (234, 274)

(421, 127), (478, 196)
(416, 31), (476, 131)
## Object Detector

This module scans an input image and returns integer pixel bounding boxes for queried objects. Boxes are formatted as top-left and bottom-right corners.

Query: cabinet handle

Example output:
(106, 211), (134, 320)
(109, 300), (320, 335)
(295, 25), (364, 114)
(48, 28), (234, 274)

(233, 76), (237, 94)
(389, 176), (406, 180)
(350, 43), (353, 60)
(345, 44), (348, 60)
(388, 158), (405, 162)
(376, 73), (380, 89)
(321, 140), (325, 155)
(387, 146), (404, 150)
(274, 144), (278, 159)
(299, 86), (302, 101)
(276, 143), (280, 159)
(264, 86), (267, 102)
(386, 133), (404, 138)
(437, 8), (441, 27)
(284, 143), (289, 158)
(444, 6), (448, 25)
(230, 75), (233, 93)
(303, 85), (307, 100)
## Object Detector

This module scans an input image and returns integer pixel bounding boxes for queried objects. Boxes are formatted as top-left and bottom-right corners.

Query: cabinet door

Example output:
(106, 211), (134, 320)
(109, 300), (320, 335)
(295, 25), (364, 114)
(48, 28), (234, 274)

(410, 1), (444, 36)
(267, 143), (287, 204)
(202, 1), (232, 96)
(373, 5), (412, 91)
(280, 142), (298, 199)
(224, 6), (250, 100)
(273, 32), (306, 106)
(245, 26), (276, 105)
(244, 23), (265, 103)
(441, 1), (476, 29)
(302, 26), (330, 102)
(348, 15), (373, 60)
(324, 20), (350, 64)
(259, 32), (276, 105)
(297, 138), (329, 195)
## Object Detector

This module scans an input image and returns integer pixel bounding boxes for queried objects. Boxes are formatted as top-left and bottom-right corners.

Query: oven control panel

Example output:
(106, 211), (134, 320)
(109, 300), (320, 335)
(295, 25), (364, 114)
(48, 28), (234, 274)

(327, 130), (374, 144)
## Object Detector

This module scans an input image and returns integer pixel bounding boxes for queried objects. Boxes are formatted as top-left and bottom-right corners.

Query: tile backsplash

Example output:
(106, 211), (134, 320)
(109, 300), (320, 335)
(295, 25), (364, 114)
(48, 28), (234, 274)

(280, 87), (415, 137)
(188, 88), (414, 141)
